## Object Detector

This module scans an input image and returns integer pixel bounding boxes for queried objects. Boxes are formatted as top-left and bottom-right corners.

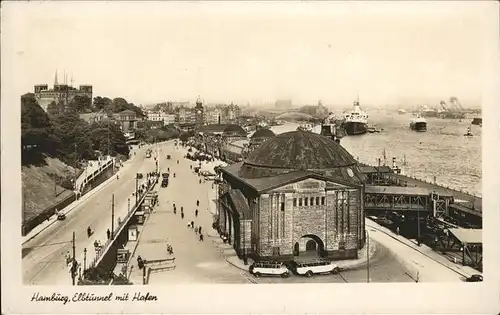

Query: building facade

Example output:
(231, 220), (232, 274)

(194, 97), (204, 129)
(217, 131), (366, 262)
(113, 109), (137, 133)
(34, 72), (92, 112)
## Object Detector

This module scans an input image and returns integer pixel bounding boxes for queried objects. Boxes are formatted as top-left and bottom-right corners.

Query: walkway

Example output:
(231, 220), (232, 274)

(127, 141), (249, 284)
(366, 218), (477, 282)
(75, 156), (113, 191)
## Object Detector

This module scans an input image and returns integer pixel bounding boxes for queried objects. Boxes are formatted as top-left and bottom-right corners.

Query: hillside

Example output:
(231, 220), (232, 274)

(22, 155), (80, 223)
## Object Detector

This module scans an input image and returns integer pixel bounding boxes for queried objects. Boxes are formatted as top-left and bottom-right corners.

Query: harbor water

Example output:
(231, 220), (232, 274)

(266, 111), (481, 197)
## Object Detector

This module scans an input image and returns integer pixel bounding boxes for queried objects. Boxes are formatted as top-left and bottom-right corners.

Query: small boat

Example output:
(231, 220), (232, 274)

(367, 126), (381, 133)
(471, 118), (482, 126)
(410, 113), (427, 132)
(464, 126), (473, 137)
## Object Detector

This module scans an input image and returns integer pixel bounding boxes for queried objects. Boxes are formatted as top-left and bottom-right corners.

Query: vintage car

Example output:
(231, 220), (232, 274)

(288, 259), (341, 277)
(249, 261), (290, 278)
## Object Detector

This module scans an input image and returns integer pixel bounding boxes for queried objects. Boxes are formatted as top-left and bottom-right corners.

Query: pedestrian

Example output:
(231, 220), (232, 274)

(199, 226), (202, 234)
(191, 221), (194, 228)
(199, 234), (204, 242)
(107, 229), (111, 240)
(195, 209), (198, 217)
(65, 251), (71, 264)
(195, 227), (198, 233)
(181, 212), (184, 219)
(396, 226), (400, 235)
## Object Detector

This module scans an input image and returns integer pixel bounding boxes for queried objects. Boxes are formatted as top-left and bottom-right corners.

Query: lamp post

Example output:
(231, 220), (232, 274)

(74, 144), (78, 192)
(366, 229), (370, 283)
(83, 248), (87, 272)
(135, 174), (139, 204)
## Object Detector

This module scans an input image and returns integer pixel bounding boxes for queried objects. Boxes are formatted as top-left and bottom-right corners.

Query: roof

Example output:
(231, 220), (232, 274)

(449, 203), (482, 217)
(118, 109), (136, 115)
(198, 124), (230, 133)
(223, 124), (247, 136)
(245, 130), (357, 170)
(251, 128), (276, 139)
(448, 228), (482, 244)
(221, 162), (357, 193)
(364, 185), (432, 196)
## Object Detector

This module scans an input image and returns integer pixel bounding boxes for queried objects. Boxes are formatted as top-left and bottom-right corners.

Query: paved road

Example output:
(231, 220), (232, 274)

(130, 142), (414, 284)
(130, 141), (250, 284)
(22, 145), (158, 285)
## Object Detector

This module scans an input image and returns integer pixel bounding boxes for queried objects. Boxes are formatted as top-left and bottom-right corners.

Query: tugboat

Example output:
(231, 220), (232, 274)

(321, 113), (345, 143)
(464, 126), (474, 137)
(410, 113), (427, 132)
(343, 98), (368, 135)
(471, 118), (482, 126)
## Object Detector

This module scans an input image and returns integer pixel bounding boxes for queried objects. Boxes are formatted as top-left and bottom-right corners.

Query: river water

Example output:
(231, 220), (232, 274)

(265, 111), (482, 197)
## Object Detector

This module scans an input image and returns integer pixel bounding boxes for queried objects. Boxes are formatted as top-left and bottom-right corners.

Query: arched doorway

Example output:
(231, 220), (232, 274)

(306, 240), (317, 251)
(294, 235), (325, 258)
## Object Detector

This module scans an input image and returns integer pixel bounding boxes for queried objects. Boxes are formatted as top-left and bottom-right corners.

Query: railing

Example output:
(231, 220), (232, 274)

(86, 177), (157, 270)
(79, 158), (114, 193)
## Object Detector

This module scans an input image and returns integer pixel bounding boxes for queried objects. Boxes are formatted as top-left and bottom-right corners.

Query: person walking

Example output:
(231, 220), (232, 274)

(198, 226), (202, 234)
(181, 212), (184, 219)
(106, 229), (111, 240)
(195, 209), (198, 217)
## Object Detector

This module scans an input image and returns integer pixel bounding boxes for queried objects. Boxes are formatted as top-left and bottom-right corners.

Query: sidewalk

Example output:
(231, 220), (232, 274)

(76, 156), (112, 190)
(212, 230), (378, 272)
(366, 218), (476, 282)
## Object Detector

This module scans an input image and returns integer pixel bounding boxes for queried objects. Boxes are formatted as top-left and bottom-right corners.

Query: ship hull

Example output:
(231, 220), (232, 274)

(410, 122), (427, 132)
(343, 122), (367, 135)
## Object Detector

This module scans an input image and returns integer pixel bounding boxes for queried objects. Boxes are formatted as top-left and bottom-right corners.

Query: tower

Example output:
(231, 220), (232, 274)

(195, 95), (204, 128)
(54, 70), (59, 86)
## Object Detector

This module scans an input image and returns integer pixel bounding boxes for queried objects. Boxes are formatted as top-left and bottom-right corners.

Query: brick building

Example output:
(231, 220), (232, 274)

(217, 130), (366, 262)
(34, 72), (92, 112)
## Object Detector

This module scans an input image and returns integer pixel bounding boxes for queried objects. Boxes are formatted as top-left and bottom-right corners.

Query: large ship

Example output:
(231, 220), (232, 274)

(342, 99), (368, 135)
(410, 113), (427, 132)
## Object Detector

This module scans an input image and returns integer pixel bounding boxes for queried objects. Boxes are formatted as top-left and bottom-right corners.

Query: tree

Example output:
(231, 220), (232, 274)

(89, 121), (129, 157)
(68, 95), (92, 113)
(21, 93), (56, 153)
(51, 112), (95, 165)
(46, 101), (60, 116)
(93, 96), (113, 112)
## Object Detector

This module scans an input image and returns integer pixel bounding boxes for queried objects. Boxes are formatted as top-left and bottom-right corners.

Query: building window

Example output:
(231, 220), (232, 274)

(293, 198), (297, 207)
(321, 196), (325, 205)
(310, 197), (314, 206)
(316, 196), (320, 206)
(299, 198), (302, 206)
(304, 198), (308, 206)
(280, 201), (285, 211)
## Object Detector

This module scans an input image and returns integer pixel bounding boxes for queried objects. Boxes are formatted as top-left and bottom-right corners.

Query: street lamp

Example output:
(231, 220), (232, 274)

(74, 144), (78, 192)
(83, 248), (87, 272)
(366, 229), (370, 283)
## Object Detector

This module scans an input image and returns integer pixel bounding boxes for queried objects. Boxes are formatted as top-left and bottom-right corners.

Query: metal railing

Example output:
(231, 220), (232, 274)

(86, 178), (157, 270)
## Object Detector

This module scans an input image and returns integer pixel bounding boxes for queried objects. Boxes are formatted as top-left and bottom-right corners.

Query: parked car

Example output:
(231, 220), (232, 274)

(465, 274), (483, 282)
(162, 173), (169, 179)
(249, 261), (290, 278)
(161, 179), (169, 188)
(289, 259), (340, 277)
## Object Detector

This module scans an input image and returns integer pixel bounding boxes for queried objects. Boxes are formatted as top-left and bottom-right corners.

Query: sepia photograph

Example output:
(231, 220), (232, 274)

(2, 1), (499, 314)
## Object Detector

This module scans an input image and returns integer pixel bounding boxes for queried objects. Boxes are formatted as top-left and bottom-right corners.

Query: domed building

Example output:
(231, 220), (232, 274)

(217, 130), (366, 263)
(246, 128), (276, 156)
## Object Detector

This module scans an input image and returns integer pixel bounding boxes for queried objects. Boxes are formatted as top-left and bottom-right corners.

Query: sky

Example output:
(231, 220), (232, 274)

(2, 1), (498, 108)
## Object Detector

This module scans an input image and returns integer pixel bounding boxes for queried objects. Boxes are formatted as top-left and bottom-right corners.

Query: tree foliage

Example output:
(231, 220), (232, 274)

(21, 95), (130, 167)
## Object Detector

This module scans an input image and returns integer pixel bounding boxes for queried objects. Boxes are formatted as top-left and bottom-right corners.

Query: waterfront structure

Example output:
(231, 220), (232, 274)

(113, 109), (137, 133)
(217, 131), (366, 262)
(34, 72), (92, 112)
